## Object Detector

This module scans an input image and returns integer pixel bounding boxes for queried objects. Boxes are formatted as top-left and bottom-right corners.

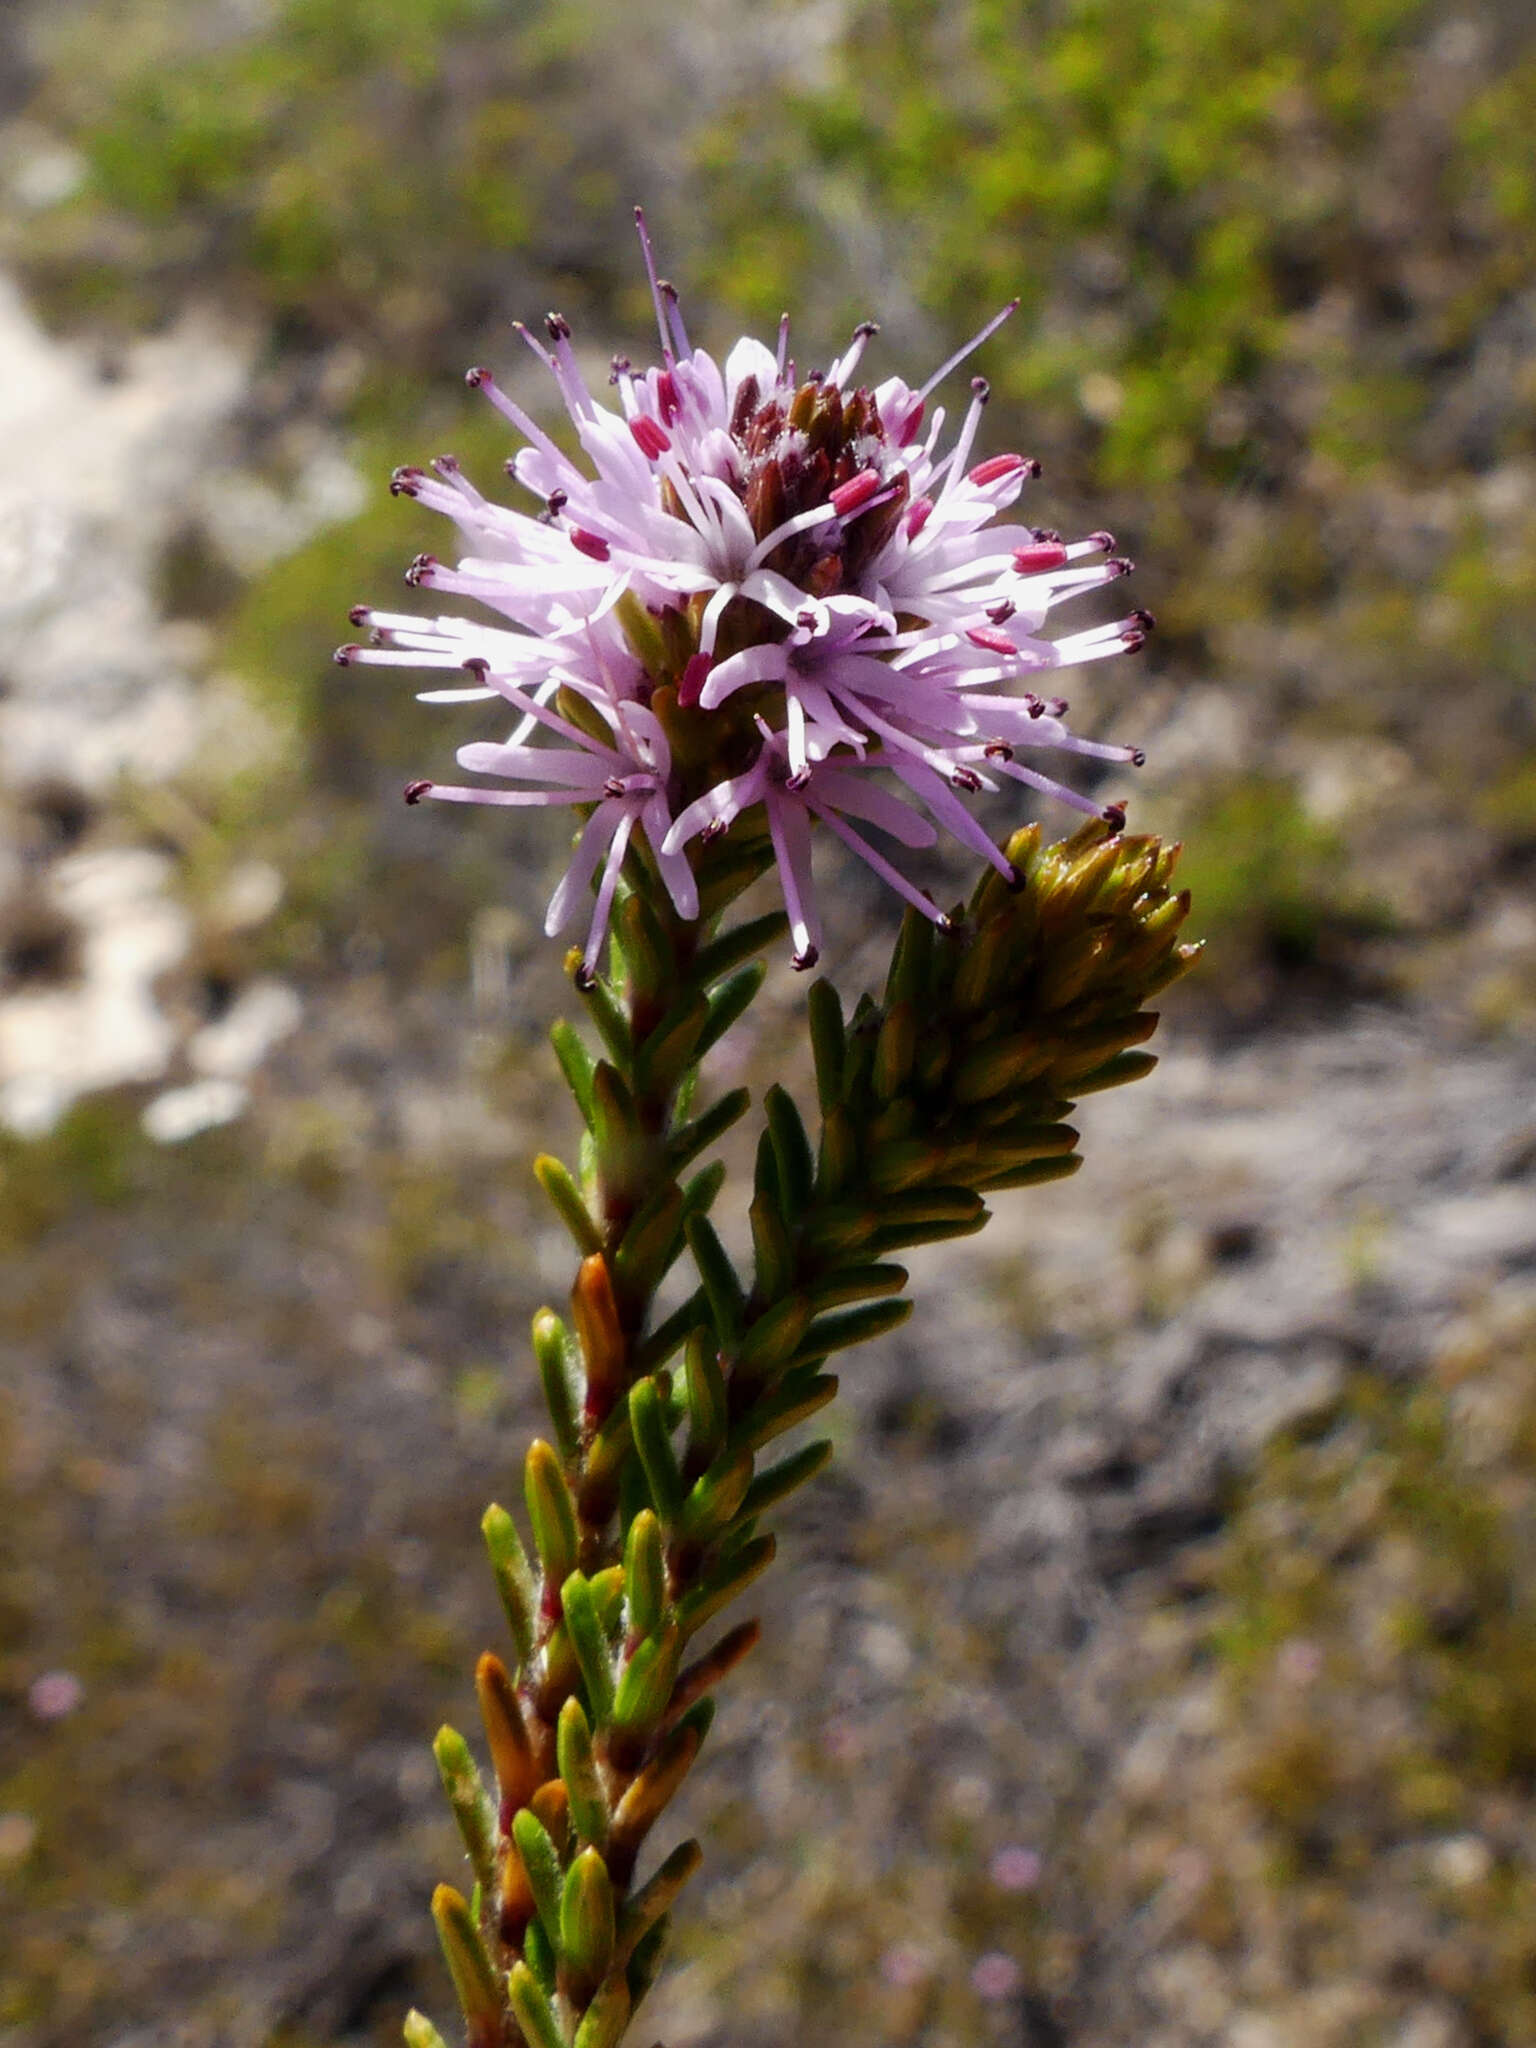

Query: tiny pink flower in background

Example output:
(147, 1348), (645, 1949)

(990, 1843), (1044, 1891)
(970, 1951), (1022, 2001)
(342, 209), (1149, 969)
(880, 1942), (934, 1989)
(27, 1671), (83, 1722)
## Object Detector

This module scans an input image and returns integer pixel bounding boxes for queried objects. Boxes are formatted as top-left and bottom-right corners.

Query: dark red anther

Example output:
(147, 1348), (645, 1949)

(1032, 528), (1063, 545)
(1130, 748), (1147, 766)
(390, 466), (423, 497)
(609, 354), (632, 385)
(1107, 557), (1135, 578)
(971, 377), (991, 401)
(1101, 803), (1127, 831)
(1120, 631), (1147, 652)
(1013, 542), (1069, 574)
(951, 766), (983, 792)
(629, 416), (672, 460)
(347, 605), (370, 627)
(403, 780), (433, 805)
(791, 945), (821, 971)
(405, 554), (438, 586)
(433, 453), (460, 474)
(545, 312), (572, 341)
(677, 654), (712, 709)
(1027, 696), (1046, 718)
(333, 644), (361, 665)
(984, 741), (1014, 761)
(1129, 608), (1156, 632)
(656, 371), (680, 426)
(968, 453), (1027, 487)
(966, 624), (1018, 655)
(603, 776), (626, 799)
(570, 528), (610, 562)
(465, 365), (491, 388)
(1090, 530), (1116, 552)
(830, 467), (883, 517)
(853, 319), (880, 340)
(573, 963), (597, 992)
(986, 599), (1017, 625)
(700, 818), (730, 845)
(785, 767), (812, 792)
(462, 656), (490, 679)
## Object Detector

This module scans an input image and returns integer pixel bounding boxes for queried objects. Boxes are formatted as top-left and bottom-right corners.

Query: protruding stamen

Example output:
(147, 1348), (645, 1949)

(570, 529), (611, 562)
(333, 643), (361, 665)
(1014, 542), (1068, 573)
(406, 554), (439, 586)
(829, 468), (884, 517)
(968, 452), (1031, 487)
(791, 946), (820, 971)
(916, 298), (1019, 402)
(966, 624), (1018, 655)
(634, 206), (675, 363)
(630, 416), (671, 460)
(348, 605), (370, 627)
(404, 780), (433, 804)
(390, 466), (424, 497)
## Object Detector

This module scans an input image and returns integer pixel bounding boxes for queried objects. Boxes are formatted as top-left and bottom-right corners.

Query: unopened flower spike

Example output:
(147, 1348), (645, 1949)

(343, 212), (1147, 972)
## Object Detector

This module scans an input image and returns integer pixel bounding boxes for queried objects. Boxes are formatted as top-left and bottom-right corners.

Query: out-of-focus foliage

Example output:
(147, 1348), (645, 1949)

(694, 0), (1536, 1018)
(15, 0), (674, 363)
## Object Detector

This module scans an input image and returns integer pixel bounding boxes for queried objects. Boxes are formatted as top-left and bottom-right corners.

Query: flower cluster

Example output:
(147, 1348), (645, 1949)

(339, 212), (1150, 974)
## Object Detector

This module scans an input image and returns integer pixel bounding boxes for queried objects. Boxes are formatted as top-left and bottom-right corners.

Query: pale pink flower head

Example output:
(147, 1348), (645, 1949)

(341, 211), (1149, 971)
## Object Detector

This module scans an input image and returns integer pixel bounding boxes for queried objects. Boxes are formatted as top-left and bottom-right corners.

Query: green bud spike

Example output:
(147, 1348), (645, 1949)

(878, 1186), (986, 1230)
(805, 978), (846, 1114)
(617, 886), (673, 1009)
(614, 1181), (686, 1302)
(748, 1188), (795, 1300)
(666, 1086), (751, 1173)
(872, 1001), (918, 1103)
(679, 1444), (754, 1542)
(403, 2010), (449, 2048)
(884, 905), (934, 1009)
(763, 1085), (814, 1213)
(633, 993), (708, 1099)
(806, 1263), (908, 1312)
(590, 1563), (626, 1632)
(867, 1137), (945, 1194)
(432, 1726), (497, 1898)
(592, 1063), (645, 1202)
(626, 1914), (670, 2012)
(952, 1031), (1053, 1104)
(561, 1572), (617, 1724)
(740, 1438), (833, 1520)
(870, 1208), (989, 1253)
(794, 1298), (912, 1364)
(733, 1294), (811, 1382)
(1045, 1010), (1159, 1085)
(684, 1214), (744, 1344)
(1068, 1049), (1160, 1095)
(531, 1308), (582, 1461)
(558, 1696), (610, 1850)
(573, 963), (633, 1066)
(523, 1915), (558, 1997)
(978, 1154), (1084, 1192)
(610, 1720), (703, 1864)
(511, 1809), (565, 1950)
(683, 1326), (728, 1465)
(613, 587), (670, 680)
(611, 1624), (681, 1738)
(692, 909), (790, 987)
(535, 1154), (605, 1259)
(631, 1289), (704, 1377)
(666, 1619), (761, 1725)
(561, 1847), (617, 1991)
(676, 1532), (775, 1639)
(481, 1503), (535, 1666)
(524, 1440), (580, 1589)
(816, 1103), (859, 1199)
(680, 1159), (726, 1219)
(693, 962), (764, 1065)
(549, 1019), (598, 1129)
(799, 1201), (877, 1261)
(965, 1122), (1079, 1177)
(430, 1885), (502, 2042)
(628, 1377), (685, 1525)
(623, 1509), (666, 1638)
(614, 1840), (702, 1967)
(740, 1370), (839, 1450)
(574, 1974), (632, 2048)
(507, 1960), (566, 2048)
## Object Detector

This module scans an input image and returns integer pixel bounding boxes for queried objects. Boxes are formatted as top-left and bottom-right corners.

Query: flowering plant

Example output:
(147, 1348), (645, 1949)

(343, 214), (1196, 2048)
